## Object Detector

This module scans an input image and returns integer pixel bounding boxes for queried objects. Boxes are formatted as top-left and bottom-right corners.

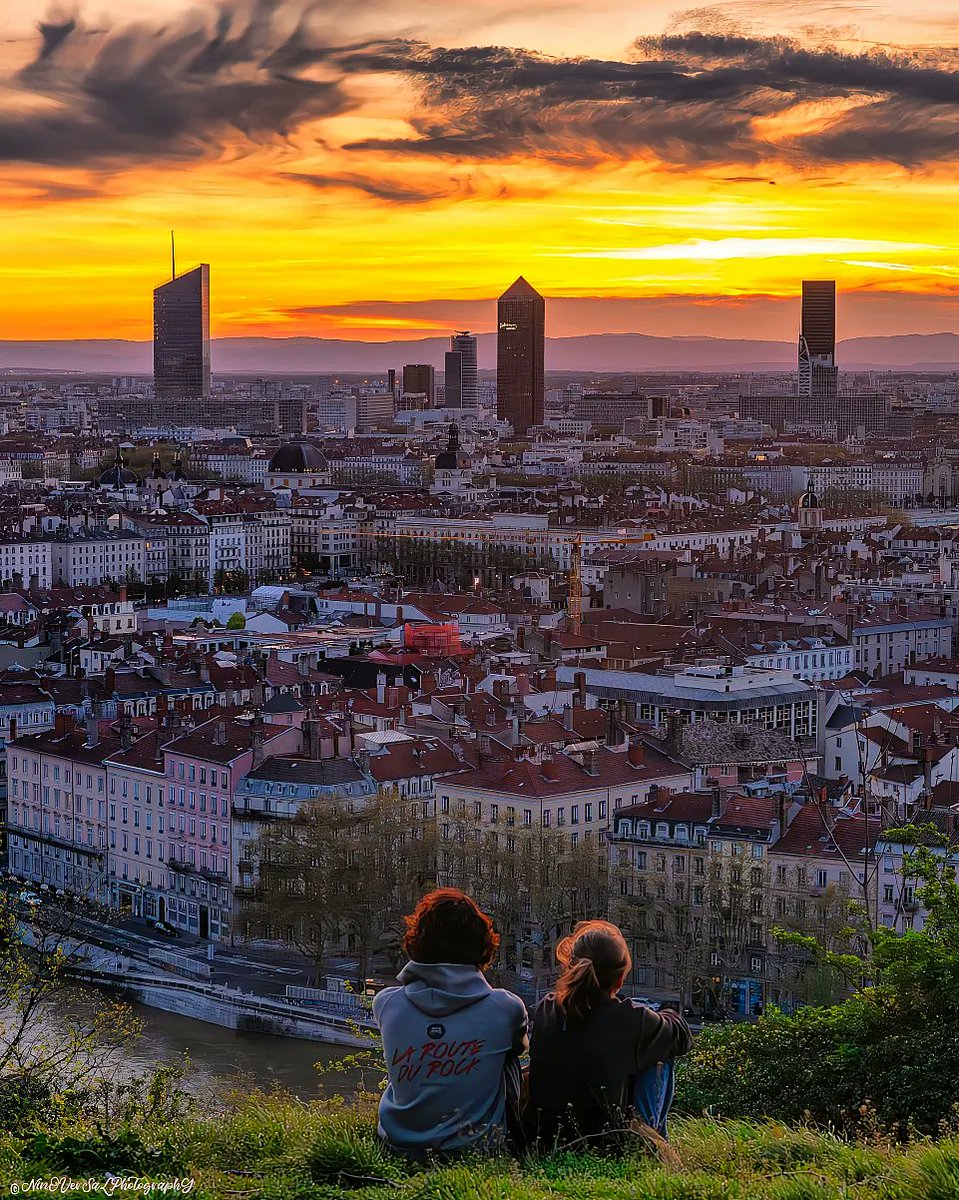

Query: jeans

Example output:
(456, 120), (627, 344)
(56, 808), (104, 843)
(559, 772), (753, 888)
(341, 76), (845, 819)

(632, 1061), (676, 1138)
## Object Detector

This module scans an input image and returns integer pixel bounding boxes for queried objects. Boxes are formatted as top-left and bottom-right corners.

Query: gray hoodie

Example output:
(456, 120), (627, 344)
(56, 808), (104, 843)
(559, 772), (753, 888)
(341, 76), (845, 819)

(372, 962), (528, 1154)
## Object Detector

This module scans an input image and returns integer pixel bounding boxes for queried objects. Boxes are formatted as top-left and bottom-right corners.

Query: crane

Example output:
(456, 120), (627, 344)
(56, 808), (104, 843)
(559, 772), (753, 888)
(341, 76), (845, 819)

(358, 525), (668, 635)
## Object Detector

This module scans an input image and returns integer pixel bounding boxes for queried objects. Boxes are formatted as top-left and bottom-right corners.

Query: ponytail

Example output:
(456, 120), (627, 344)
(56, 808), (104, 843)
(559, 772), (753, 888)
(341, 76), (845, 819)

(555, 956), (603, 1024)
(553, 920), (631, 1026)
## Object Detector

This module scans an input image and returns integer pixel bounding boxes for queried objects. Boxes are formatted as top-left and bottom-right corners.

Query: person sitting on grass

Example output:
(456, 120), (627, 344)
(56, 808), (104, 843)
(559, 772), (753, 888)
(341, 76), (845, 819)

(524, 920), (692, 1150)
(373, 888), (528, 1158)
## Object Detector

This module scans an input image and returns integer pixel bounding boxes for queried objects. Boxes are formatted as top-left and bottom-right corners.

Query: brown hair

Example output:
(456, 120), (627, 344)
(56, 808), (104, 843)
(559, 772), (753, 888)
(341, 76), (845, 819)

(402, 888), (499, 970)
(554, 920), (631, 1025)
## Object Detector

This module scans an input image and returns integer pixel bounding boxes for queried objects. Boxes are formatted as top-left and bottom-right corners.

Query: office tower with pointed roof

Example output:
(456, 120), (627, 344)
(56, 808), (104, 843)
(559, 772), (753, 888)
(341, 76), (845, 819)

(153, 262), (211, 416)
(497, 276), (545, 435)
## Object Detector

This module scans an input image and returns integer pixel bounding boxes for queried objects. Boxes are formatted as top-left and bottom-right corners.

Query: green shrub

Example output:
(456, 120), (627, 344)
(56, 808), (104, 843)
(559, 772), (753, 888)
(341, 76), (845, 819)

(677, 997), (959, 1134)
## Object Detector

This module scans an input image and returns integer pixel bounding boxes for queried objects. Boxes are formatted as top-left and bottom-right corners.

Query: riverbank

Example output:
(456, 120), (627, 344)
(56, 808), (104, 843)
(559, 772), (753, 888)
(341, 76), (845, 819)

(4, 1096), (952, 1200)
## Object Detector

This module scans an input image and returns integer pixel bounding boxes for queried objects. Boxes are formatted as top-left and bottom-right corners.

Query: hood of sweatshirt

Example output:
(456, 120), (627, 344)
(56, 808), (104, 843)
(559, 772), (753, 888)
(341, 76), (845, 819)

(396, 961), (493, 1017)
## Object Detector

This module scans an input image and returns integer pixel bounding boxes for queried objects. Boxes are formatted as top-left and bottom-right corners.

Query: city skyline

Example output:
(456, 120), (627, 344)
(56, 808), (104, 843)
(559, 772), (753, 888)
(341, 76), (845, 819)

(3, 2), (959, 341)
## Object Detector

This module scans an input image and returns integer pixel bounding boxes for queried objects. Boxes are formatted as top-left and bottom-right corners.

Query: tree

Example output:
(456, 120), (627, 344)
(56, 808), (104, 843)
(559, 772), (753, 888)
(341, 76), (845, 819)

(679, 829), (959, 1132)
(242, 788), (437, 985)
(440, 808), (608, 998)
(0, 890), (139, 1129)
(225, 611), (246, 630)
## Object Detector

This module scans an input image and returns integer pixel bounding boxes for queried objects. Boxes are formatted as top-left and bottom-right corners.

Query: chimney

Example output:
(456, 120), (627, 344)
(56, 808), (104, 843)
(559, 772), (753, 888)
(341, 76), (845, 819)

(776, 789), (788, 836)
(667, 709), (685, 751)
(582, 749), (599, 776)
(298, 654), (310, 678)
(710, 784), (723, 819)
(213, 721), (227, 747)
(628, 737), (645, 768)
(516, 624), (526, 649)
(85, 708), (99, 748)
(542, 756), (559, 781)
(251, 714), (265, 766)
(119, 709), (134, 751)
(574, 670), (587, 708)
(376, 672), (387, 705)
(29, 572), (39, 593)
(8, 716), (16, 744)
(105, 667), (116, 696)
(118, 584), (128, 604)
(304, 715), (322, 760)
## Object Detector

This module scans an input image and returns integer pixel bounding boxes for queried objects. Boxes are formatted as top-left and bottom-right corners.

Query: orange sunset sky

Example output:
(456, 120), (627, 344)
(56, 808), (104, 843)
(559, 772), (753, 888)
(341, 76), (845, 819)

(3, 0), (959, 343)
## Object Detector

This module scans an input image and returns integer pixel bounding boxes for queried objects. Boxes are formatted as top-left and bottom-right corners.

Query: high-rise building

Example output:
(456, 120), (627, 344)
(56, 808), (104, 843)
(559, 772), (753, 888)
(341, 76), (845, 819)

(798, 280), (837, 398)
(445, 331), (478, 410)
(154, 264), (210, 410)
(739, 390), (885, 440)
(497, 277), (545, 435)
(402, 364), (435, 404)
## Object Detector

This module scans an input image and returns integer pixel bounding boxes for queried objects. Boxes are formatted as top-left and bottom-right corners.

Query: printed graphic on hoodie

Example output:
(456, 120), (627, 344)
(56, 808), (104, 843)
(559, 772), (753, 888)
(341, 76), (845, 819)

(392, 1035), (486, 1083)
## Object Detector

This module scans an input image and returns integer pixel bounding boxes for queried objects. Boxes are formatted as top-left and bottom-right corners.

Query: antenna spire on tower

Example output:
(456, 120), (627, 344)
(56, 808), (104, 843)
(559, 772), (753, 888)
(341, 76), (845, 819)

(170, 230), (176, 282)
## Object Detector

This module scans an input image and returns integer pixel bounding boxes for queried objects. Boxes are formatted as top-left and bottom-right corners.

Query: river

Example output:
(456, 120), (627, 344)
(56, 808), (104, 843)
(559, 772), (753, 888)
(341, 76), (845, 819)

(123, 1002), (372, 1099)
(50, 992), (374, 1103)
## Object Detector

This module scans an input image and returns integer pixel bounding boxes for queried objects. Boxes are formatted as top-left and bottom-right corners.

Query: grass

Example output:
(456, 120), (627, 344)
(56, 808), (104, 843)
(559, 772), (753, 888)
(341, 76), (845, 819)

(5, 1095), (959, 1199)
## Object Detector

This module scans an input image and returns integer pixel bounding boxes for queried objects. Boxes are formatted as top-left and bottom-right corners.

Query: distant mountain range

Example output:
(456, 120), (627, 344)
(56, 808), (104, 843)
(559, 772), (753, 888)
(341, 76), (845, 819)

(3, 332), (959, 374)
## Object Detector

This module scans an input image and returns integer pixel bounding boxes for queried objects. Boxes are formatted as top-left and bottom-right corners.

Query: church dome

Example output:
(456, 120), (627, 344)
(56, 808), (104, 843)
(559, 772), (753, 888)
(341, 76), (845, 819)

(798, 490), (821, 509)
(98, 447), (139, 488)
(269, 440), (329, 474)
(434, 423), (472, 471)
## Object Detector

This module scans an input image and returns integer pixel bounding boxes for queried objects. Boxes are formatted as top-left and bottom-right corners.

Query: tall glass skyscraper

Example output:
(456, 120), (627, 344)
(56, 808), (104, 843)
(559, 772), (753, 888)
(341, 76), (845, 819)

(154, 264), (211, 408)
(497, 277), (544, 435)
(798, 280), (837, 398)
(445, 330), (478, 410)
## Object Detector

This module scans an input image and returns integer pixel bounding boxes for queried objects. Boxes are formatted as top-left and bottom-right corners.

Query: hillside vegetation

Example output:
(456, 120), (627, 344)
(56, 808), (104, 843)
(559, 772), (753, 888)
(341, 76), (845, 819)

(5, 1097), (959, 1199)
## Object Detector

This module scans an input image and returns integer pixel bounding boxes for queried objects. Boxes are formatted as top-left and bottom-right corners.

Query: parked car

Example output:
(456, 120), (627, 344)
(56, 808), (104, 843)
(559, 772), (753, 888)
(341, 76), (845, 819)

(152, 919), (180, 938)
(18, 890), (41, 906)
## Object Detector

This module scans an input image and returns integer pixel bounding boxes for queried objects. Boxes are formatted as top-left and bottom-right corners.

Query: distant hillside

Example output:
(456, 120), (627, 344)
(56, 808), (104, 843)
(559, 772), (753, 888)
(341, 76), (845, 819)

(2, 330), (959, 374)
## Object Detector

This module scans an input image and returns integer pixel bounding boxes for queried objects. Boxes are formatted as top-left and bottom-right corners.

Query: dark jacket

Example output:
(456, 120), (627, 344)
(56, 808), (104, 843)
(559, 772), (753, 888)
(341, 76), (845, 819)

(524, 994), (692, 1147)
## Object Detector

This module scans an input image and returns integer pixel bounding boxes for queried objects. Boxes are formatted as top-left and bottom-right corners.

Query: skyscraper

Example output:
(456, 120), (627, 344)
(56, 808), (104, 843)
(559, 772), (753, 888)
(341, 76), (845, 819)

(402, 363), (435, 404)
(497, 277), (545, 435)
(445, 331), (478, 411)
(798, 280), (837, 398)
(153, 263), (210, 409)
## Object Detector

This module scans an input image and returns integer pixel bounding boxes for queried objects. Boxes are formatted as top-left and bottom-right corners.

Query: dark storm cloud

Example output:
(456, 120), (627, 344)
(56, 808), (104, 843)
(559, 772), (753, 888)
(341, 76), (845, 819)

(281, 170), (460, 203)
(343, 34), (959, 169)
(4, 5), (959, 174)
(0, 0), (360, 165)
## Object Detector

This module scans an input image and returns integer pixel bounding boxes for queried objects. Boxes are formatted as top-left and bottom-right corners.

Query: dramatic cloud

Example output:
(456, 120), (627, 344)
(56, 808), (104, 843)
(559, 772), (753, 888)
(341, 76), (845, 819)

(280, 170), (463, 203)
(0, 0), (359, 165)
(3, 4), (959, 175)
(343, 34), (959, 169)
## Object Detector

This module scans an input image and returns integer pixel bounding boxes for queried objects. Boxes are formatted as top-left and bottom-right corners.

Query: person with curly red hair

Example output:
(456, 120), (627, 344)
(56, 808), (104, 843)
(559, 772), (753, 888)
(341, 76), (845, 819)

(372, 889), (528, 1158)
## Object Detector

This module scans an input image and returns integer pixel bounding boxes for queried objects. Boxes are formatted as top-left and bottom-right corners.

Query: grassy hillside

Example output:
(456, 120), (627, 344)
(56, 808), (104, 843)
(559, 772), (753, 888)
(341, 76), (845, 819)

(5, 1097), (959, 1200)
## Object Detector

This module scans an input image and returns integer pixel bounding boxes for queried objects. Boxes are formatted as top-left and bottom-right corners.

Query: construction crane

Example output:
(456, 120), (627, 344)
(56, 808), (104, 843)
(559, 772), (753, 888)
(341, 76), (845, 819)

(360, 525), (667, 635)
